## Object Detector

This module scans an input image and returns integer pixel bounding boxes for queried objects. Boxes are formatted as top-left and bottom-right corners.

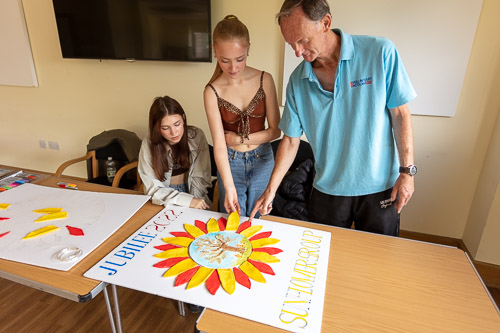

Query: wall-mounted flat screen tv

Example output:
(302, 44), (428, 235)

(52, 0), (211, 62)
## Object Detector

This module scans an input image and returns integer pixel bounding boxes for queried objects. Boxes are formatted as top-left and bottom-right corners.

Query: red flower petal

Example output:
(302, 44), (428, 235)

(153, 257), (189, 268)
(154, 244), (180, 251)
(0, 231), (10, 238)
(206, 270), (220, 295)
(174, 266), (200, 287)
(252, 247), (283, 255)
(195, 220), (207, 234)
(66, 225), (84, 236)
(249, 231), (272, 241)
(247, 259), (275, 275)
(0, 217), (10, 221)
(236, 221), (251, 233)
(233, 267), (251, 289)
(170, 231), (194, 239)
(218, 217), (226, 231)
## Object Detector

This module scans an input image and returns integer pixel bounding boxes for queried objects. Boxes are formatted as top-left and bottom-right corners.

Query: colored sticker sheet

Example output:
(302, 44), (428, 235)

(0, 183), (149, 271)
(85, 206), (331, 333)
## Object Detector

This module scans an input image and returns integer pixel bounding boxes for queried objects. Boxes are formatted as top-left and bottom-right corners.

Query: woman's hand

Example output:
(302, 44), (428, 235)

(224, 130), (242, 146)
(224, 187), (241, 215)
(190, 198), (209, 210)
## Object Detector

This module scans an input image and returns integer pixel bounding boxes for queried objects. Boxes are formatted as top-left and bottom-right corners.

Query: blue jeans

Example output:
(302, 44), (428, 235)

(169, 183), (188, 193)
(218, 143), (274, 218)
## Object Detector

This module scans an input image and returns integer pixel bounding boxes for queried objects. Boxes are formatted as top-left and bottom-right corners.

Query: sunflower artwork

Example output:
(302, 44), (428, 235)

(153, 211), (283, 295)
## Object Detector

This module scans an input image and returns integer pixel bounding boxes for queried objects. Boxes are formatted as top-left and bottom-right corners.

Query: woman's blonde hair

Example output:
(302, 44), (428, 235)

(208, 15), (250, 84)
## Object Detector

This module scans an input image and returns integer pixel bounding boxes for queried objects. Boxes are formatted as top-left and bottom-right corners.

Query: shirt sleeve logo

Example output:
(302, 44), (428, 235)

(350, 76), (372, 88)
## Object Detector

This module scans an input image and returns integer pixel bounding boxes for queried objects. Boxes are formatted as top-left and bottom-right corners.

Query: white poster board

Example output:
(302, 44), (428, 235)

(0, 0), (38, 87)
(0, 184), (149, 271)
(85, 206), (331, 333)
(282, 0), (483, 117)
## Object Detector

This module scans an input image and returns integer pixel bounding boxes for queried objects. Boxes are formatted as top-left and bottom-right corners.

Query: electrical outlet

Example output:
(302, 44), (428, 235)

(48, 141), (60, 150)
(39, 140), (47, 149)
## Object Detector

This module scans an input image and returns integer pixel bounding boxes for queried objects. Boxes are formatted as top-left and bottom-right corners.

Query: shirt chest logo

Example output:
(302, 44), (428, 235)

(350, 76), (372, 88)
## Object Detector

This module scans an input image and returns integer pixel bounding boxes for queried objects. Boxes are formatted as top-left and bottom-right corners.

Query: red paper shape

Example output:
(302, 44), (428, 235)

(249, 231), (272, 241)
(66, 225), (84, 236)
(195, 220), (208, 234)
(236, 221), (251, 233)
(233, 267), (251, 289)
(206, 270), (220, 295)
(218, 217), (226, 231)
(174, 266), (200, 287)
(247, 259), (275, 275)
(0, 217), (10, 221)
(154, 244), (180, 251)
(170, 231), (194, 239)
(252, 247), (283, 255)
(0, 231), (10, 238)
(154, 257), (189, 268)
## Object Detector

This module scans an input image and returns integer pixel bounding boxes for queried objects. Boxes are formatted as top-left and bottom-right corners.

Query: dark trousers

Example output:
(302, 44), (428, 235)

(308, 188), (400, 236)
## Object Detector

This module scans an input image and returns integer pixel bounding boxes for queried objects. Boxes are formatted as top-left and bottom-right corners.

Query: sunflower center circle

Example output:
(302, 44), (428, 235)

(189, 231), (252, 269)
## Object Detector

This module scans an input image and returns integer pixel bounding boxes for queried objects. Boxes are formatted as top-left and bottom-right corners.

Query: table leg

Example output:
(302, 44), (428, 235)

(111, 284), (123, 333)
(103, 285), (117, 333)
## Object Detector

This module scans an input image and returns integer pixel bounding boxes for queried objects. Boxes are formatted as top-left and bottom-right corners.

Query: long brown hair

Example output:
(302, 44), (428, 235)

(149, 96), (191, 180)
(208, 15), (250, 84)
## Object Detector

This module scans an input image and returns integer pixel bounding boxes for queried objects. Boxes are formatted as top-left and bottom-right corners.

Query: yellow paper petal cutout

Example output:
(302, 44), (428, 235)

(218, 268), (236, 294)
(34, 211), (68, 222)
(163, 258), (198, 277)
(249, 251), (280, 263)
(239, 225), (263, 238)
(162, 237), (193, 247)
(154, 247), (189, 259)
(206, 217), (220, 233)
(187, 267), (214, 289)
(33, 208), (63, 214)
(225, 211), (239, 231)
(184, 224), (205, 238)
(23, 225), (60, 239)
(250, 238), (280, 248)
(239, 261), (266, 283)
(0, 204), (10, 210)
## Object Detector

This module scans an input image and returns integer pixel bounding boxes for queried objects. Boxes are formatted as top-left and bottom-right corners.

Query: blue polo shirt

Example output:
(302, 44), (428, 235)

(280, 29), (416, 196)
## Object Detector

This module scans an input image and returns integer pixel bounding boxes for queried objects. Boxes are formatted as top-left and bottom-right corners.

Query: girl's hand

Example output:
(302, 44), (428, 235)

(224, 187), (241, 215)
(224, 131), (242, 146)
(190, 198), (210, 210)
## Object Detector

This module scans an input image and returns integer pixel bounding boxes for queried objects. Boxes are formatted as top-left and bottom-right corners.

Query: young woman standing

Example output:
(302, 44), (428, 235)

(204, 15), (281, 217)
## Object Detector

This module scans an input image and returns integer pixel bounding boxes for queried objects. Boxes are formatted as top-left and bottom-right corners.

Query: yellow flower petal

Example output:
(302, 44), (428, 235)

(239, 225), (263, 238)
(162, 237), (193, 247)
(154, 247), (189, 259)
(163, 258), (198, 277)
(239, 261), (266, 283)
(34, 211), (68, 222)
(33, 208), (63, 213)
(218, 268), (236, 294)
(250, 238), (280, 248)
(184, 224), (205, 238)
(225, 211), (239, 231)
(0, 203), (11, 210)
(187, 267), (214, 289)
(206, 217), (220, 233)
(249, 251), (280, 263)
(23, 225), (59, 239)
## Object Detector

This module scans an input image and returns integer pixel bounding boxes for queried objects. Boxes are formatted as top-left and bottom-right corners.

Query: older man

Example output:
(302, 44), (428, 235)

(250, 0), (417, 236)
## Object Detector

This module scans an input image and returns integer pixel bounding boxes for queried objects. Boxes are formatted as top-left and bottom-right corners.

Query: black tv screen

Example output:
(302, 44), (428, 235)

(52, 0), (211, 62)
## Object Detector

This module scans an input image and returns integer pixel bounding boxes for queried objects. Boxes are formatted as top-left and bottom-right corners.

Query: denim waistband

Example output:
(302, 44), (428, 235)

(227, 142), (272, 159)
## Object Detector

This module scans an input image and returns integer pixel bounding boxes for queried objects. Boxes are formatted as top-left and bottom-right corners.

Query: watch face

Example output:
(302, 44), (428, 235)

(409, 165), (417, 176)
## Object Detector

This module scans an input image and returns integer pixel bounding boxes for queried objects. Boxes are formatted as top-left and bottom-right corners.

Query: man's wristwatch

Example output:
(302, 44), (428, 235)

(399, 165), (417, 176)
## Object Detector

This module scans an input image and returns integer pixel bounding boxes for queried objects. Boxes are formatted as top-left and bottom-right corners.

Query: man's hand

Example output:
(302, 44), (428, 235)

(249, 189), (275, 221)
(189, 198), (210, 210)
(390, 174), (414, 213)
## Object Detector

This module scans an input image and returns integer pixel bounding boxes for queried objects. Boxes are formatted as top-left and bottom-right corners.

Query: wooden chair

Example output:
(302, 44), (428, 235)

(55, 150), (142, 191)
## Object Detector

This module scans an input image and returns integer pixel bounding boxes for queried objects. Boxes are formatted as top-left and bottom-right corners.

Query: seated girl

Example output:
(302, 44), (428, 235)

(138, 96), (211, 209)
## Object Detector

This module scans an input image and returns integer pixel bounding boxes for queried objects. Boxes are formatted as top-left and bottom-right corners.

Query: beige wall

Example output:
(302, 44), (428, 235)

(0, 0), (498, 264)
